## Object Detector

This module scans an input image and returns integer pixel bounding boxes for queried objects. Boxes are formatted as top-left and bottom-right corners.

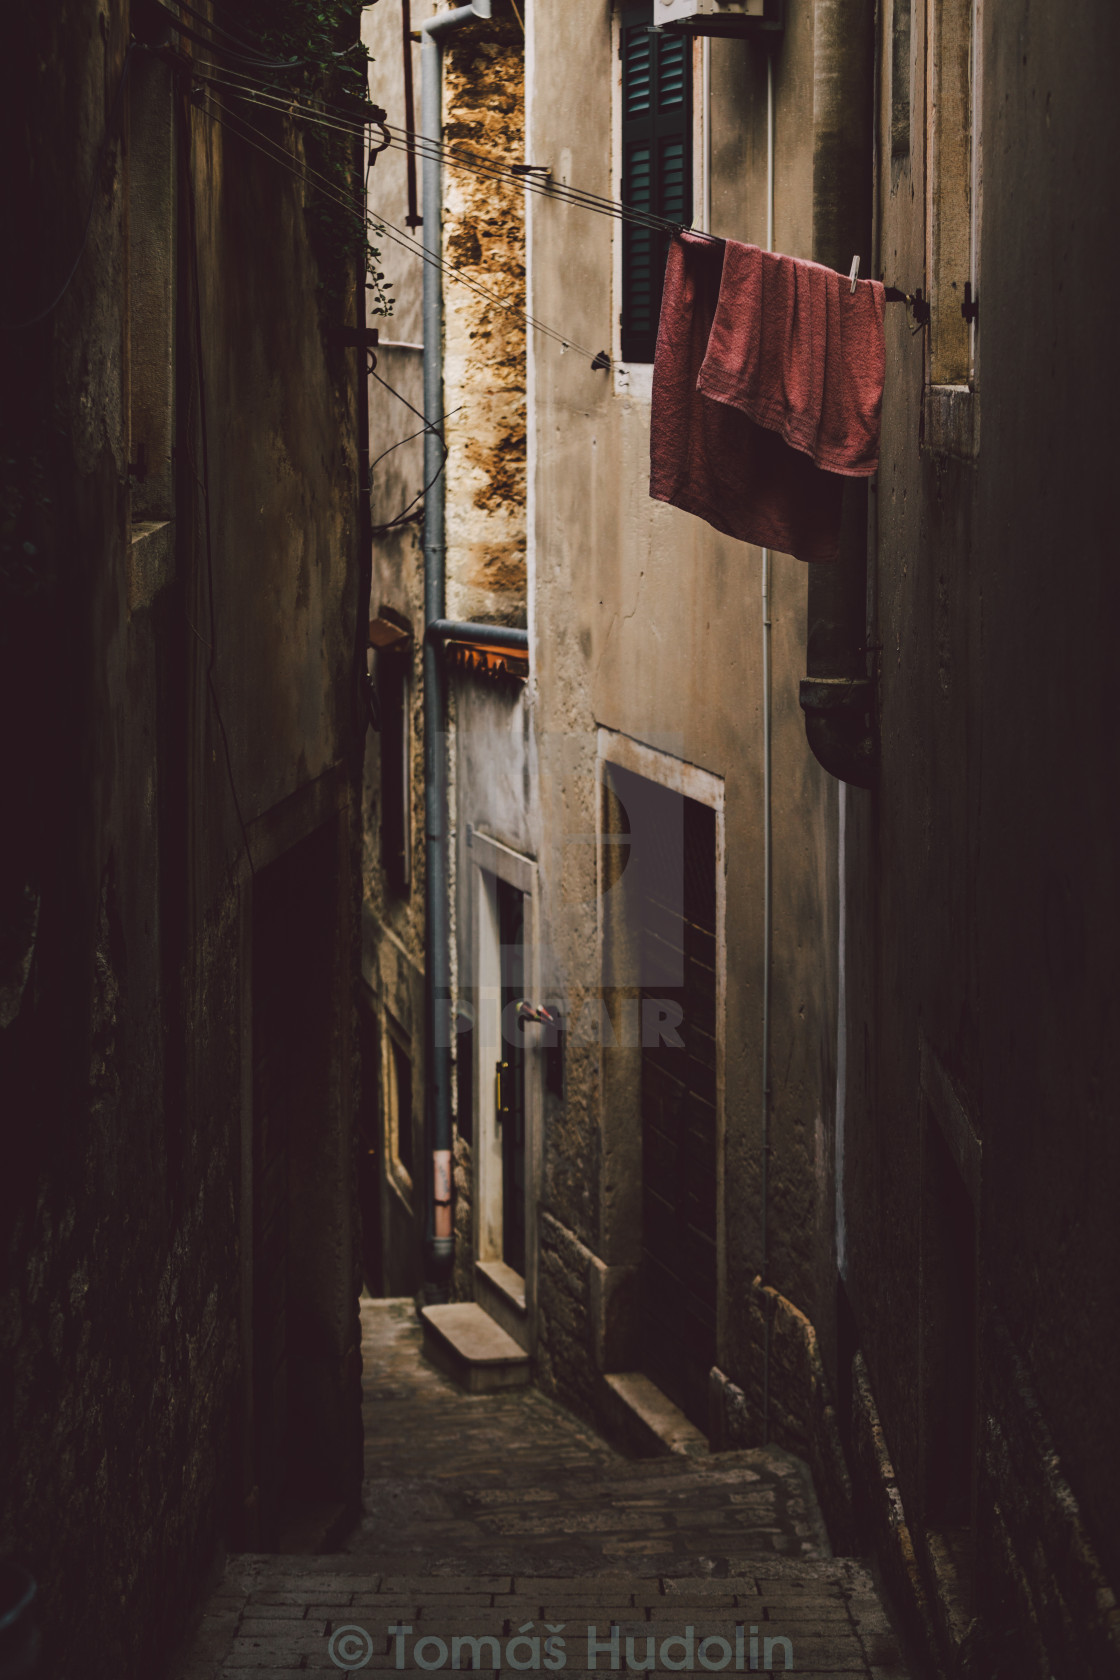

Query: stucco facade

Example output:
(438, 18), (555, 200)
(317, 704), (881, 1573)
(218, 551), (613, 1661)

(365, 0), (849, 1473)
(358, 3), (1119, 1672)
(524, 2), (844, 1446)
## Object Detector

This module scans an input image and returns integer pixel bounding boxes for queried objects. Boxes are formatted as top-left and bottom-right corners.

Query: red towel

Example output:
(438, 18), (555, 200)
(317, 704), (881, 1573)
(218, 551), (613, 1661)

(649, 232), (885, 562)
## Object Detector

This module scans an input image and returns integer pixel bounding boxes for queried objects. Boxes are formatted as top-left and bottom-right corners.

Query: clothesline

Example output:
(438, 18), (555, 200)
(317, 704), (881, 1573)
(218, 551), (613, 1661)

(192, 63), (696, 241)
(188, 61), (923, 314)
(194, 89), (612, 367)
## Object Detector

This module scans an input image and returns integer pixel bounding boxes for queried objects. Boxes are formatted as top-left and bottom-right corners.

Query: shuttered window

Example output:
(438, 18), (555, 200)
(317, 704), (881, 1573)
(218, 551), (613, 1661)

(620, 5), (692, 363)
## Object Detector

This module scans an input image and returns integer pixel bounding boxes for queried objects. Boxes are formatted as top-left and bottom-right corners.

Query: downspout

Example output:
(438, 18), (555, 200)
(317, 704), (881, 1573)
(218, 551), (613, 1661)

(760, 43), (775, 1447)
(798, 0), (877, 788)
(420, 0), (491, 1294)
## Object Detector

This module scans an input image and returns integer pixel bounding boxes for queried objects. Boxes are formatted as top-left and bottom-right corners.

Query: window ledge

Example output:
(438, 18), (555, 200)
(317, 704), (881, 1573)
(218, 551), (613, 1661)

(614, 361), (654, 402)
(923, 385), (979, 461)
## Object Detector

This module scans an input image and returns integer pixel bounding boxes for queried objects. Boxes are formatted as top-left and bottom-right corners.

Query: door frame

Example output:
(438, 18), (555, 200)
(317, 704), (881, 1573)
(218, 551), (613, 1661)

(596, 728), (727, 1389)
(470, 830), (541, 1337)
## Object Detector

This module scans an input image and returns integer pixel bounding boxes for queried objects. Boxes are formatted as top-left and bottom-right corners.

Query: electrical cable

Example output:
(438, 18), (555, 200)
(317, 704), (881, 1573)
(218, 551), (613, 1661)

(190, 81), (684, 354)
(368, 371), (466, 535)
(192, 60), (928, 318)
(194, 63), (698, 241)
(196, 93), (517, 325)
(1, 46), (135, 331)
(195, 90), (607, 364)
(187, 62), (681, 228)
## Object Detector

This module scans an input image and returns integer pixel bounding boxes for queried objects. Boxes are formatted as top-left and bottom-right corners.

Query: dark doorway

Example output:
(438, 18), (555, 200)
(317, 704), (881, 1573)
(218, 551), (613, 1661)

(497, 877), (527, 1276)
(612, 766), (718, 1432)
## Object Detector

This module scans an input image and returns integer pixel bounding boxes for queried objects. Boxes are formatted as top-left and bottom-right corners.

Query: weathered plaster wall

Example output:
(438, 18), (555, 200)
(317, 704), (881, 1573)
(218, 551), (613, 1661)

(840, 0), (1120, 1669)
(526, 0), (842, 1448)
(359, 1), (530, 1304)
(361, 2), (428, 1299)
(1, 4), (364, 1672)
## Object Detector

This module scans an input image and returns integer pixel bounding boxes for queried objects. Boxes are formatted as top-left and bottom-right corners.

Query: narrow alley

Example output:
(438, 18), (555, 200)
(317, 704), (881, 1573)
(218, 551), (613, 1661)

(174, 1301), (908, 1676)
(5, 1), (1119, 1678)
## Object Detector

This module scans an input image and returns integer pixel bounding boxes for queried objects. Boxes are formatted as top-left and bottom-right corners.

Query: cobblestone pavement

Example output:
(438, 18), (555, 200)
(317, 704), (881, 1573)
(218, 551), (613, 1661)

(173, 1300), (911, 1679)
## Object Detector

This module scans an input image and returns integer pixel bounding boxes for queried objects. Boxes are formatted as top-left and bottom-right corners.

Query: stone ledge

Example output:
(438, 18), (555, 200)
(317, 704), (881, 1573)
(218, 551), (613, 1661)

(600, 1371), (709, 1459)
(420, 1302), (530, 1393)
(921, 385), (979, 461)
(475, 1259), (530, 1352)
(128, 518), (174, 611)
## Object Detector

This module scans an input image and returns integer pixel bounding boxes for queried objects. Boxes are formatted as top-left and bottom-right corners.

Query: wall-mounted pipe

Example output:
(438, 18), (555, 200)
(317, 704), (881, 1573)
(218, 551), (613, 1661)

(760, 43), (775, 1448)
(798, 0), (877, 790)
(420, 0), (491, 1293)
(427, 620), (529, 653)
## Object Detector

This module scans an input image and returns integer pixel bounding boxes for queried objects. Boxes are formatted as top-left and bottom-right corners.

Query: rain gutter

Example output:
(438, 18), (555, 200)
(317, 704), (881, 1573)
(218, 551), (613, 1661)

(419, 0), (491, 1293)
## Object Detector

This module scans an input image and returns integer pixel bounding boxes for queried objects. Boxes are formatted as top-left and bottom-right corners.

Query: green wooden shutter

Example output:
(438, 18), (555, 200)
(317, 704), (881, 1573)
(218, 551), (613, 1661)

(621, 6), (692, 363)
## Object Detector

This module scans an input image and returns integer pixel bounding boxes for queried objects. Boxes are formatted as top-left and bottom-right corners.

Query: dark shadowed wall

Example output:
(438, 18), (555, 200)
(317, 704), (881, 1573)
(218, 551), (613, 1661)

(0, 3), (366, 1673)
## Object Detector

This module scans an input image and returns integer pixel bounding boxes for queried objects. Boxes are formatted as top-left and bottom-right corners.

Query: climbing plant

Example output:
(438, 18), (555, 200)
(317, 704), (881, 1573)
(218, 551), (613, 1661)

(232, 0), (394, 322)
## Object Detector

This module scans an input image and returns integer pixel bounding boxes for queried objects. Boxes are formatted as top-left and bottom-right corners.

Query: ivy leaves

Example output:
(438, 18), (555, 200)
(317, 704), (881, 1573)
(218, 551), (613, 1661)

(235, 0), (394, 323)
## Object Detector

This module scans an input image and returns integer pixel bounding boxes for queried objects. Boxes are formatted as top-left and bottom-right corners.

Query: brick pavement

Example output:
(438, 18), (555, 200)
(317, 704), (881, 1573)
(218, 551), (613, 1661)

(171, 1300), (912, 1679)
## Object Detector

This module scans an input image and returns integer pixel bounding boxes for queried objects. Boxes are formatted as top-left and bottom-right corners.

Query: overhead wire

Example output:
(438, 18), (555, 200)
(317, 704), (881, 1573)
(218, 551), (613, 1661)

(368, 376), (466, 536)
(193, 61), (703, 242)
(194, 61), (701, 241)
(192, 86), (609, 364)
(190, 59), (924, 315)
(194, 94), (517, 326)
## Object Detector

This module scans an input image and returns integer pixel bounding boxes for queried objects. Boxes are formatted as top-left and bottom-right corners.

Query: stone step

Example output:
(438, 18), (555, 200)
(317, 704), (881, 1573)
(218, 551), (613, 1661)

(420, 1302), (531, 1393)
(474, 1258), (530, 1351)
(600, 1371), (710, 1458)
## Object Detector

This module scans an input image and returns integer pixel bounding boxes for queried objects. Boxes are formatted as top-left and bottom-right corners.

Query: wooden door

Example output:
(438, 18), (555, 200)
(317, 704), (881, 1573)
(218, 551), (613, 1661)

(497, 878), (526, 1276)
(626, 772), (717, 1431)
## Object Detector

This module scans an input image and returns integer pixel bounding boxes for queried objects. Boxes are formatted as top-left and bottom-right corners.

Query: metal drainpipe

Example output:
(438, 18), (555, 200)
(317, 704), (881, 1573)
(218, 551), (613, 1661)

(420, 0), (491, 1294)
(760, 42), (775, 1448)
(797, 0), (877, 789)
(427, 621), (530, 654)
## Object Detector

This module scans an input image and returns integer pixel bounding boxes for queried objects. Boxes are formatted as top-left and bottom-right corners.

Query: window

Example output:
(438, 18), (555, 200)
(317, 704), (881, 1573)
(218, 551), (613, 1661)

(377, 632), (412, 894)
(620, 4), (693, 363)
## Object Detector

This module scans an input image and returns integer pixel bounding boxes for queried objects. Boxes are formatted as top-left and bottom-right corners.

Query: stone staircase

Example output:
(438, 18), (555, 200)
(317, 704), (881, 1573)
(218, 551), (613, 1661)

(420, 1301), (530, 1392)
